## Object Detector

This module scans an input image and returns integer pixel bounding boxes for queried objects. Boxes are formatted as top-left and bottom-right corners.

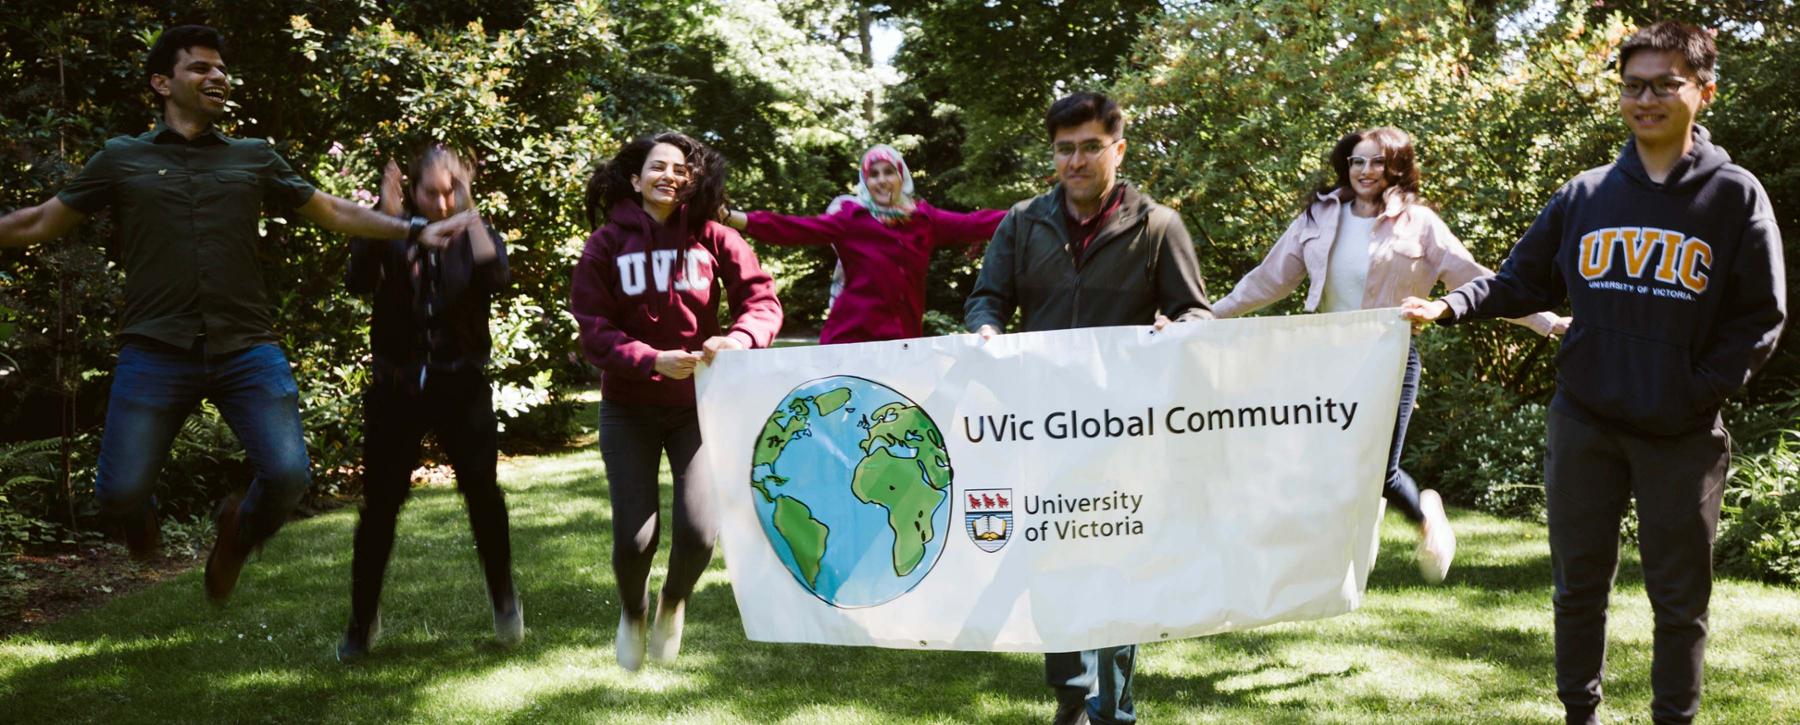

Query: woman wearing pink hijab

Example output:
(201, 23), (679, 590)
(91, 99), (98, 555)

(722, 145), (1005, 343)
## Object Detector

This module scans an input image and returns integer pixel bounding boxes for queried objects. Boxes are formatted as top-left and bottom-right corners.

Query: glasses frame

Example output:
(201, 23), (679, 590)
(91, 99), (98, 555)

(1618, 75), (1696, 100)
(1052, 137), (1121, 161)
(1347, 155), (1387, 171)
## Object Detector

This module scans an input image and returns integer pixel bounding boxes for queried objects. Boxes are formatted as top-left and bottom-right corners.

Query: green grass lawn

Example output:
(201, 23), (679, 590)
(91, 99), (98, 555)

(2, 443), (1796, 724)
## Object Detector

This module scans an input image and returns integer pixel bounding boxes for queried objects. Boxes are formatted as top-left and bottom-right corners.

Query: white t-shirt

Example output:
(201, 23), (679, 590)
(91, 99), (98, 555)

(1319, 205), (1378, 313)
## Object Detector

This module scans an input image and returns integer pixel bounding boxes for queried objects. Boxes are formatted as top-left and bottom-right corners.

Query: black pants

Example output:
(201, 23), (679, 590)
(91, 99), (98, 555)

(598, 401), (715, 619)
(1545, 407), (1728, 724)
(349, 369), (514, 629)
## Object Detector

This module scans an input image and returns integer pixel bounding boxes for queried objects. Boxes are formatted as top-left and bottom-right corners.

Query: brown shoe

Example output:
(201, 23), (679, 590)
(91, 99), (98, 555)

(205, 493), (249, 605)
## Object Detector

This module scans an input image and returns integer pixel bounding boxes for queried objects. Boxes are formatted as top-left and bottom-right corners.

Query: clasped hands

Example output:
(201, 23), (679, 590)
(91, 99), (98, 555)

(377, 159), (479, 252)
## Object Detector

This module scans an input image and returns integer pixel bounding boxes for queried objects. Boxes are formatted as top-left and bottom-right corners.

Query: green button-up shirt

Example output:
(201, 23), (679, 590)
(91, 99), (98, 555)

(56, 121), (316, 356)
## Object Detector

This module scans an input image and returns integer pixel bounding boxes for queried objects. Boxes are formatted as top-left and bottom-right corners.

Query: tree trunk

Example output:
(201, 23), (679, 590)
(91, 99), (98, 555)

(859, 3), (876, 126)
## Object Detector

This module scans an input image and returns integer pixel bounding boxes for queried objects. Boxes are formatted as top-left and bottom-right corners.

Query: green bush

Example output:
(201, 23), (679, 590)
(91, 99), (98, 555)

(1718, 429), (1800, 585)
(0, 437), (83, 549)
(1405, 371), (1550, 520)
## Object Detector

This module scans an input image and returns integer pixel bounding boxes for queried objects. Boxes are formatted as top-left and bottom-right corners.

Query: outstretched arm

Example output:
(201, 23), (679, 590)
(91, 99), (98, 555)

(296, 191), (474, 249)
(0, 197), (86, 249)
(735, 208), (846, 247)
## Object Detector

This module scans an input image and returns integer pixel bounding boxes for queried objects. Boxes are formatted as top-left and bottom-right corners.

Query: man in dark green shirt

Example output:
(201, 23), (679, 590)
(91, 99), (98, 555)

(0, 25), (474, 605)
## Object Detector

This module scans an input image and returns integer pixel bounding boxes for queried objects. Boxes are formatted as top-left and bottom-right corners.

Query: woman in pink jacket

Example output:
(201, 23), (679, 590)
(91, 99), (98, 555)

(1211, 126), (1567, 583)
(721, 144), (1005, 343)
(570, 132), (783, 671)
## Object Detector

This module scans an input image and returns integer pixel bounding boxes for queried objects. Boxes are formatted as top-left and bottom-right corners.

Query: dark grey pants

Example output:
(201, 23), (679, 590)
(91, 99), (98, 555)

(1545, 407), (1728, 725)
(598, 401), (715, 620)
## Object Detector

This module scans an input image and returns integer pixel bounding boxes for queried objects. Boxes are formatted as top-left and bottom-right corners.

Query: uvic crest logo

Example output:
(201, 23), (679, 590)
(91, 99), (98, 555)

(965, 488), (1013, 553)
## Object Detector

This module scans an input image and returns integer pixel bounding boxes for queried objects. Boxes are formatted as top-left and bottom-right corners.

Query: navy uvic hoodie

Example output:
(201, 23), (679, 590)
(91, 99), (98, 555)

(1443, 126), (1785, 436)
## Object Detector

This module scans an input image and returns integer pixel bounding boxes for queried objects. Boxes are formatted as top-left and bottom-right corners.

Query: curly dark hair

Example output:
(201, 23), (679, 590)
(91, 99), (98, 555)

(583, 132), (726, 236)
(1304, 126), (1423, 220)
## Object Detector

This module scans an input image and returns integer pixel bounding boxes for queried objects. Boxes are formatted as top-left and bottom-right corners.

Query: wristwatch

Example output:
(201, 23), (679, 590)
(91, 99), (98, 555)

(406, 215), (427, 244)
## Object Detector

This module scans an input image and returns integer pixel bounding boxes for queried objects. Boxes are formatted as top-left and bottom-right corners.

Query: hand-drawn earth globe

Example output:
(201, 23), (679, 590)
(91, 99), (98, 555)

(749, 376), (953, 607)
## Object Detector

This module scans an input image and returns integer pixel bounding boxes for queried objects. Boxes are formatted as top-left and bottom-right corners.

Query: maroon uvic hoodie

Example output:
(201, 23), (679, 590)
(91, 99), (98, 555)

(571, 200), (783, 406)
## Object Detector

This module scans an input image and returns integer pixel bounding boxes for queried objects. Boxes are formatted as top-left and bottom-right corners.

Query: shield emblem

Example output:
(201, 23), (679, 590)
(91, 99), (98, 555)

(964, 488), (1013, 553)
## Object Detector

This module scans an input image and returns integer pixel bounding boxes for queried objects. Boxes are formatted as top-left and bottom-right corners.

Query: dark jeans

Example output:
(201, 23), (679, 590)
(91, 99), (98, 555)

(95, 343), (311, 550)
(1383, 343), (1425, 522)
(349, 369), (513, 629)
(1047, 645), (1136, 724)
(1545, 408), (1728, 725)
(598, 401), (715, 619)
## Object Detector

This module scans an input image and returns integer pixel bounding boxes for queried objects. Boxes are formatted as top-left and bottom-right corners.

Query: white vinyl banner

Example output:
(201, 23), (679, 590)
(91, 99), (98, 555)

(694, 309), (1409, 653)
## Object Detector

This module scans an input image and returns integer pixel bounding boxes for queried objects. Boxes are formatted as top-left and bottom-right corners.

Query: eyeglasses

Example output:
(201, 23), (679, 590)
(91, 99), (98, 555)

(1347, 155), (1386, 171)
(1618, 76), (1694, 100)
(1053, 138), (1119, 160)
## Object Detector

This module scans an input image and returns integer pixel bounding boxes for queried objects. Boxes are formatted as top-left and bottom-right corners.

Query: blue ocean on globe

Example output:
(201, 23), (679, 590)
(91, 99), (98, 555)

(749, 376), (953, 608)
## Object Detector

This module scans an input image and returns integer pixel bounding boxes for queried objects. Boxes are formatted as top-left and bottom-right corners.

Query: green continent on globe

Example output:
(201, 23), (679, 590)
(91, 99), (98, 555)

(851, 402), (952, 577)
(813, 387), (852, 416)
(850, 449), (945, 576)
(750, 387), (851, 503)
(860, 402), (952, 490)
(771, 495), (829, 588)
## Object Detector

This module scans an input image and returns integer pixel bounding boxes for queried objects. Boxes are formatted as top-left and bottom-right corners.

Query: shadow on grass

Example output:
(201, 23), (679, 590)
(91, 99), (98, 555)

(3, 449), (1795, 723)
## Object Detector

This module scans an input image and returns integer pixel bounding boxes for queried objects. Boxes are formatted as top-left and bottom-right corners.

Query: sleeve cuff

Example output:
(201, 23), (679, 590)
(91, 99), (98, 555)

(1439, 292), (1471, 326)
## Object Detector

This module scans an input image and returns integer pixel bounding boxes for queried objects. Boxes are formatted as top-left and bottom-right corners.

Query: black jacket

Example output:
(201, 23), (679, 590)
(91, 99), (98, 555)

(1444, 127), (1785, 436)
(346, 223), (510, 380)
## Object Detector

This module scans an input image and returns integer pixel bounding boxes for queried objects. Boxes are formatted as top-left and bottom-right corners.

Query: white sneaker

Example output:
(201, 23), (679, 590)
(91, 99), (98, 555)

(492, 588), (524, 648)
(1416, 489), (1457, 584)
(616, 611), (648, 672)
(648, 598), (686, 665)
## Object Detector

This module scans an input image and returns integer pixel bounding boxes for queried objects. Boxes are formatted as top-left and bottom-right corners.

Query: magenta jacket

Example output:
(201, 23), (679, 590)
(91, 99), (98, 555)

(571, 200), (783, 407)
(745, 200), (1004, 343)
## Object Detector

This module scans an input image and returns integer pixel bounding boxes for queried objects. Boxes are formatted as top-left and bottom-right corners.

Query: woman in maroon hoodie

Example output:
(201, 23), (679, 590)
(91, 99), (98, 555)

(569, 132), (782, 671)
(720, 144), (1004, 343)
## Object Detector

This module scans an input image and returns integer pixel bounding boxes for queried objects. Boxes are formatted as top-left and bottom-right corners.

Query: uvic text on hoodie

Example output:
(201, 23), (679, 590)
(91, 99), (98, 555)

(1444, 126), (1785, 437)
(571, 200), (784, 407)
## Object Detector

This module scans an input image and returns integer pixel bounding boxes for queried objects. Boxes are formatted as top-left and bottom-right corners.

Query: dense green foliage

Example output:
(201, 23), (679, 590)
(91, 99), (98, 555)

(3, 1), (1798, 582)
(1, 0), (878, 541)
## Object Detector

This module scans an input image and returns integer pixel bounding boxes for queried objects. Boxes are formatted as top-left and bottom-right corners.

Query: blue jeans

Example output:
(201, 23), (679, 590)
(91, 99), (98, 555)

(1382, 343), (1425, 522)
(1047, 645), (1136, 724)
(95, 343), (312, 549)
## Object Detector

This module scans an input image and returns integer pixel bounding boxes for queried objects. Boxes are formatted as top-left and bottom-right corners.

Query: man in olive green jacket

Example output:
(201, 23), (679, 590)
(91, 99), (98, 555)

(963, 91), (1212, 725)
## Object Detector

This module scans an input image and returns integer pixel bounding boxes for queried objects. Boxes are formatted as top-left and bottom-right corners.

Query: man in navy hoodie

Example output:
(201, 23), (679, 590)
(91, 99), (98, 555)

(1403, 21), (1785, 725)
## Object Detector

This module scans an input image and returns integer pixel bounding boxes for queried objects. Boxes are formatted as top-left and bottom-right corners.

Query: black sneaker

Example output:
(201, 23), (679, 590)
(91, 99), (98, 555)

(1051, 702), (1091, 725)
(336, 614), (382, 664)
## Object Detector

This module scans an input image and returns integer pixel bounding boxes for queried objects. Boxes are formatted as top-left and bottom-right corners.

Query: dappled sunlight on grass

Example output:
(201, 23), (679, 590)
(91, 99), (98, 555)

(4, 451), (1796, 723)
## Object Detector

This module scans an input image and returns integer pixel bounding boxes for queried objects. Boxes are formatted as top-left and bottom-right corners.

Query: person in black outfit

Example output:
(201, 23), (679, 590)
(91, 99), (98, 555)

(336, 145), (521, 661)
